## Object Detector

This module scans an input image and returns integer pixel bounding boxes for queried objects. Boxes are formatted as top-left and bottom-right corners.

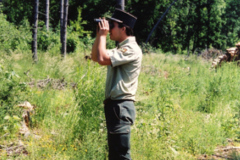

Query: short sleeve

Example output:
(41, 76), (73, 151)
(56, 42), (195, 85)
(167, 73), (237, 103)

(107, 46), (138, 67)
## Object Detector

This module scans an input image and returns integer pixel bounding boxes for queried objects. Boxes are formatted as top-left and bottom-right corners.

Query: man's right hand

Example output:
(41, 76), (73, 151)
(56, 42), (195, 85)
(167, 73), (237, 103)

(98, 18), (109, 37)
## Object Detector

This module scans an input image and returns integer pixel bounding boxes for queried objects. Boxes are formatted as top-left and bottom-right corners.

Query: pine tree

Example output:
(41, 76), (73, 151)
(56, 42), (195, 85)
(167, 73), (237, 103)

(46, 0), (49, 31)
(60, 0), (64, 44)
(61, 0), (69, 58)
(32, 0), (39, 61)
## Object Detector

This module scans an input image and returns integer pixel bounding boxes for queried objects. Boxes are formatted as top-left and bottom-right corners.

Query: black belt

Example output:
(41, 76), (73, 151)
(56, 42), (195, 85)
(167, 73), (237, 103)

(103, 98), (133, 104)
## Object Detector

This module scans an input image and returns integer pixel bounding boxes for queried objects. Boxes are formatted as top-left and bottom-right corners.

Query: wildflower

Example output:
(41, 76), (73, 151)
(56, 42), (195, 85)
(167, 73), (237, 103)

(85, 149), (87, 152)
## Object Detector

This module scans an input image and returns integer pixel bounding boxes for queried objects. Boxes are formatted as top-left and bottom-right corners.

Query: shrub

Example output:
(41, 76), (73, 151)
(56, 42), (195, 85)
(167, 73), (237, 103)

(0, 64), (28, 134)
(37, 21), (61, 52)
(0, 14), (31, 53)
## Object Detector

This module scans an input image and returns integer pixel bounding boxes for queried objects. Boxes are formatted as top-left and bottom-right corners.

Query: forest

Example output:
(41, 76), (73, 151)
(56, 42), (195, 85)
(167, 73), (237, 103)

(1, 0), (240, 54)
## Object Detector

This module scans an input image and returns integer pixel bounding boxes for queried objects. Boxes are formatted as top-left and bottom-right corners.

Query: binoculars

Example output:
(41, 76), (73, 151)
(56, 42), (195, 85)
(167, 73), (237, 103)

(94, 19), (114, 30)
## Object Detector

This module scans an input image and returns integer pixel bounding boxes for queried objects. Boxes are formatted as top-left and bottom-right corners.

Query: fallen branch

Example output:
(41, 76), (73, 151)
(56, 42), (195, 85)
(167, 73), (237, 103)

(0, 133), (9, 139)
(6, 145), (24, 152)
(214, 146), (240, 152)
(0, 144), (7, 149)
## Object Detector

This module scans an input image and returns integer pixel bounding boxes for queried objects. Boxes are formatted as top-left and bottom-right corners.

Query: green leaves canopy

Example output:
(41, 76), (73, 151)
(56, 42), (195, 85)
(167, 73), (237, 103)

(2, 0), (240, 53)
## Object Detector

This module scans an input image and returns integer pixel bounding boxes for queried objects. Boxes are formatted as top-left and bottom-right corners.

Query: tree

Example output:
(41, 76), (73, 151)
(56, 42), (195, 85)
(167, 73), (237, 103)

(116, 0), (125, 10)
(61, 0), (69, 58)
(2, 0), (240, 54)
(221, 0), (240, 48)
(32, 0), (39, 61)
(60, 0), (64, 44)
(46, 0), (49, 31)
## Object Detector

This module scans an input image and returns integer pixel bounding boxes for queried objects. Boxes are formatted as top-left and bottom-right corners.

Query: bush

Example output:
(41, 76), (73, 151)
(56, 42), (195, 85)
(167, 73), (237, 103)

(37, 21), (61, 52)
(66, 31), (80, 53)
(0, 64), (28, 134)
(0, 14), (31, 53)
(140, 42), (156, 54)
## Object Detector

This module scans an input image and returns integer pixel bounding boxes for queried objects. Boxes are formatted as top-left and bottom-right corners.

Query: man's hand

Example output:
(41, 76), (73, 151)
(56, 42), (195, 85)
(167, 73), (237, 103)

(98, 18), (109, 37)
(91, 17), (111, 65)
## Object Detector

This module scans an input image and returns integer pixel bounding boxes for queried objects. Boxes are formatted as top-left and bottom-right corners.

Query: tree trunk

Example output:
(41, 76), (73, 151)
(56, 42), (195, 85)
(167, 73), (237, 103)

(145, 0), (178, 44)
(115, 0), (125, 46)
(61, 0), (69, 58)
(115, 0), (125, 10)
(60, 0), (64, 44)
(32, 0), (39, 62)
(206, 0), (210, 51)
(46, 0), (49, 31)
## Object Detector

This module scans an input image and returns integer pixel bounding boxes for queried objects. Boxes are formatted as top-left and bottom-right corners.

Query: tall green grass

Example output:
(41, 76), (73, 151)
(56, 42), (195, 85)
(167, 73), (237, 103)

(1, 51), (240, 159)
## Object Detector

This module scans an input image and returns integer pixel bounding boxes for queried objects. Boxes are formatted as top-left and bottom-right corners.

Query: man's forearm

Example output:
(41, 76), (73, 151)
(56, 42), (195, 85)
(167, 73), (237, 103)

(97, 36), (111, 65)
(91, 36), (99, 62)
(98, 36), (107, 61)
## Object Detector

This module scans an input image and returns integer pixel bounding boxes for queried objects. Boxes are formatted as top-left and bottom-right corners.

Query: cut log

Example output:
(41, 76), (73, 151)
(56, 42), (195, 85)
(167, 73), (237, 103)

(211, 43), (240, 68)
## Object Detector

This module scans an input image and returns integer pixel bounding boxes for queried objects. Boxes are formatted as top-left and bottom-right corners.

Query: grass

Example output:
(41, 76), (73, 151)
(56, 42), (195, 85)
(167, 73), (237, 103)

(1, 50), (240, 159)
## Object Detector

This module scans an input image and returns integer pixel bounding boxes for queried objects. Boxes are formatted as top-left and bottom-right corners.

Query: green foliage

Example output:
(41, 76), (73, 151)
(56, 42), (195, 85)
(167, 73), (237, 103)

(132, 54), (240, 158)
(0, 64), (28, 134)
(70, 7), (91, 37)
(140, 42), (156, 54)
(67, 7), (93, 53)
(106, 34), (115, 49)
(2, 0), (240, 158)
(37, 21), (61, 52)
(0, 14), (31, 53)
(70, 62), (107, 159)
(2, 51), (240, 159)
(2, 0), (240, 54)
(2, 115), (22, 134)
(2, 0), (32, 25)
(66, 27), (88, 53)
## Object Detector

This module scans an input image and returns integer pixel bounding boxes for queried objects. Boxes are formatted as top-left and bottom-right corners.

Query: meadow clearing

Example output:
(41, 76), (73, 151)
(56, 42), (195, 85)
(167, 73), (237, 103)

(1, 50), (240, 160)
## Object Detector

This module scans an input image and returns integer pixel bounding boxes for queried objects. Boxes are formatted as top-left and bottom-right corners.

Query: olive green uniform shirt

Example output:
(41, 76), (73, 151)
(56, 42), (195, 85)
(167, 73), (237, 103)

(105, 36), (142, 101)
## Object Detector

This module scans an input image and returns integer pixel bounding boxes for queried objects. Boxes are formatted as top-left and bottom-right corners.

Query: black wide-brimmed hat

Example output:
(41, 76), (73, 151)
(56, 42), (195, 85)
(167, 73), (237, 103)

(107, 8), (137, 29)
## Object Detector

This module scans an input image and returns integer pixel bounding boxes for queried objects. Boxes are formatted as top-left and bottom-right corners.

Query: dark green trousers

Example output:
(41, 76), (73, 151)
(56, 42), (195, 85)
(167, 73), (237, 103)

(104, 100), (136, 160)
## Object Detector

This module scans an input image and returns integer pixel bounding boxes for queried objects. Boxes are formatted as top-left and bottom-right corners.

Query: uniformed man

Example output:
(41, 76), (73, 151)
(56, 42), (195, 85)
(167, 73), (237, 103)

(91, 8), (142, 160)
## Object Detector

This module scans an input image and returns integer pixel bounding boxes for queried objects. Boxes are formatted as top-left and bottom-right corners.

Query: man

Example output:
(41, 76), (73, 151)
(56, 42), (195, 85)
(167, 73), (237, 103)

(91, 8), (142, 160)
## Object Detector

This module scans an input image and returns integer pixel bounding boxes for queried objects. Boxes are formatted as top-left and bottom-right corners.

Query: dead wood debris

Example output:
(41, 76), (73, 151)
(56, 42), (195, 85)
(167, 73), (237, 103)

(212, 42), (240, 68)
(17, 101), (34, 136)
(201, 48), (224, 61)
(0, 133), (10, 139)
(198, 142), (240, 160)
(26, 77), (77, 90)
(0, 102), (39, 158)
(16, 101), (41, 140)
(1, 141), (28, 157)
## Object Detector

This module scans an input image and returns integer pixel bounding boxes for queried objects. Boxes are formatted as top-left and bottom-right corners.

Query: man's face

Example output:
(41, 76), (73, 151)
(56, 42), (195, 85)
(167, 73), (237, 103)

(109, 21), (123, 42)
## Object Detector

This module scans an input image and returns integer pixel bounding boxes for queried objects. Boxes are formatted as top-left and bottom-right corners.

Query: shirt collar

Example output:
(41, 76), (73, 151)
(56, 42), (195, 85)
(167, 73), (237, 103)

(118, 36), (136, 48)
